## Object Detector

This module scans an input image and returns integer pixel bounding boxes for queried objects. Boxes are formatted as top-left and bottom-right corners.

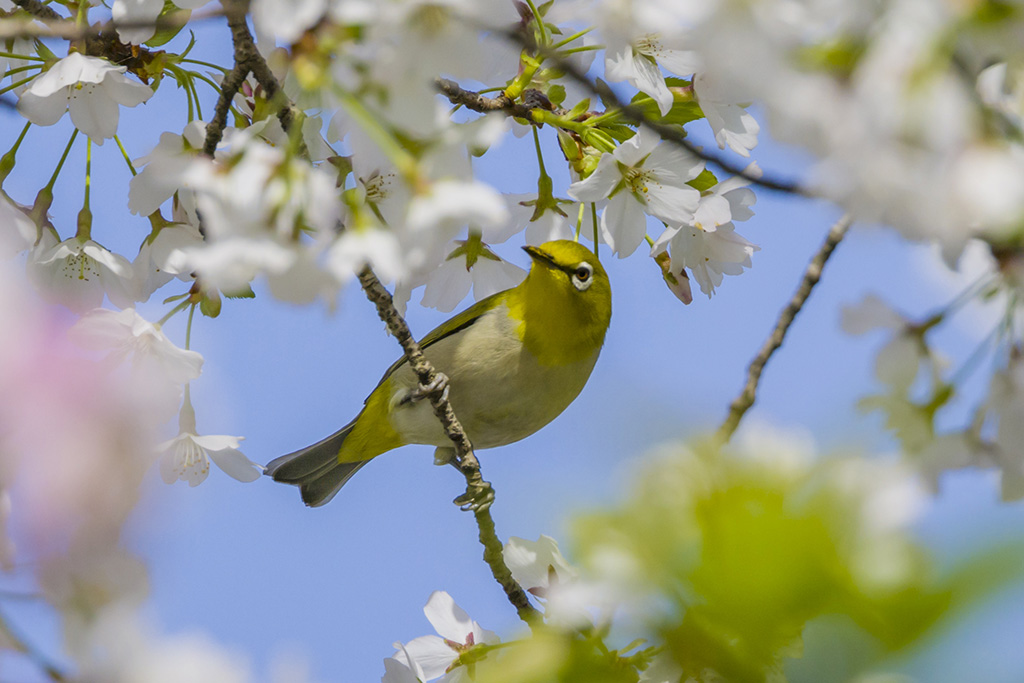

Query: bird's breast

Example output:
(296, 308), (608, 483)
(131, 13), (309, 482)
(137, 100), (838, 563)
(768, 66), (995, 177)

(388, 303), (600, 449)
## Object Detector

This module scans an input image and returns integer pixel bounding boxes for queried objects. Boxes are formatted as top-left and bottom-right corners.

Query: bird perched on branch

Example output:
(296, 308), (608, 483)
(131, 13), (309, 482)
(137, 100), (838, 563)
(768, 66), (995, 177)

(265, 240), (612, 507)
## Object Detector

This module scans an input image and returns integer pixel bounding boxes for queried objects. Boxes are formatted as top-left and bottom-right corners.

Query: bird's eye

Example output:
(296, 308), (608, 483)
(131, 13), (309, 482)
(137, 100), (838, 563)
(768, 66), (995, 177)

(571, 262), (594, 291)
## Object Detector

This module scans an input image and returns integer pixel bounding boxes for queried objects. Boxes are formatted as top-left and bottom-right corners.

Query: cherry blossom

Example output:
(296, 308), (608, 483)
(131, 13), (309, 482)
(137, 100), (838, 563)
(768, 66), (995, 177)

(159, 399), (262, 487)
(503, 535), (577, 599)
(17, 53), (152, 143)
(28, 230), (136, 312)
(568, 127), (703, 257)
(392, 591), (498, 683)
(69, 306), (203, 386)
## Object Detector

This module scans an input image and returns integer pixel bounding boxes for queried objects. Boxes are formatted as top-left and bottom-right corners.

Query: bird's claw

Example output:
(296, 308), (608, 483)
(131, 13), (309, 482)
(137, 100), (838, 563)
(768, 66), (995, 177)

(454, 480), (494, 512)
(410, 372), (449, 404)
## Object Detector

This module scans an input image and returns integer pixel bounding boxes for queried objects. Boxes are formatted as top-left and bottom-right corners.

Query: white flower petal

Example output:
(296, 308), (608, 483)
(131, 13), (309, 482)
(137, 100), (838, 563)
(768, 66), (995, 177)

(207, 447), (263, 483)
(567, 154), (621, 202)
(423, 591), (474, 643)
(69, 85), (120, 140)
(396, 635), (453, 681)
(602, 194), (648, 257)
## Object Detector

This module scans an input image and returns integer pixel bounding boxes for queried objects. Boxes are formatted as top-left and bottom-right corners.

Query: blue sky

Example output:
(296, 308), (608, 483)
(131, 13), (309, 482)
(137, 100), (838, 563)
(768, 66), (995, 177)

(2, 18), (1024, 683)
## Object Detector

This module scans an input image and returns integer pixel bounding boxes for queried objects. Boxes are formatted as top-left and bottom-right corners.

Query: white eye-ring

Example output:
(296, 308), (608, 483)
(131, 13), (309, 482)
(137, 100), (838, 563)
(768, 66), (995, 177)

(571, 262), (594, 291)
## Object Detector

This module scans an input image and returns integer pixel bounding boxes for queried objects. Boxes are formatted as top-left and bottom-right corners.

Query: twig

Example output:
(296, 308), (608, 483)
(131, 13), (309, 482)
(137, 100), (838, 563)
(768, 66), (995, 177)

(193, 0), (539, 627)
(202, 61), (247, 156)
(716, 213), (852, 443)
(11, 0), (62, 21)
(356, 266), (540, 627)
(0, 7), (225, 41)
(486, 27), (806, 196)
(0, 607), (66, 681)
(436, 78), (555, 120)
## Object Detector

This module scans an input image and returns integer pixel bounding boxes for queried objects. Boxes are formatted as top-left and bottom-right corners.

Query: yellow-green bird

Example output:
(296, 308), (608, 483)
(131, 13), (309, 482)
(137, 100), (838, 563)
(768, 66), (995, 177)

(265, 240), (612, 506)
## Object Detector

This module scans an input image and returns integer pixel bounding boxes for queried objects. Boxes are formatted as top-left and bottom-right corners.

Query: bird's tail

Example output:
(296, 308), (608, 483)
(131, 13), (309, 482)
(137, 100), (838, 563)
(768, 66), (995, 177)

(265, 421), (369, 507)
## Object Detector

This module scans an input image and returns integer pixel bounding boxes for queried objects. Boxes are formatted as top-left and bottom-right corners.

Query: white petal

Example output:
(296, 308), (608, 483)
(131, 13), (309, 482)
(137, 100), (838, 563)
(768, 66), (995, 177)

(101, 72), (154, 107)
(207, 446), (263, 483)
(567, 154), (621, 202)
(602, 194), (647, 258)
(423, 591), (474, 643)
(629, 51), (673, 115)
(645, 142), (703, 186)
(69, 85), (120, 140)
(396, 635), (454, 681)
(656, 49), (701, 77)
(643, 182), (699, 226)
(17, 90), (68, 126)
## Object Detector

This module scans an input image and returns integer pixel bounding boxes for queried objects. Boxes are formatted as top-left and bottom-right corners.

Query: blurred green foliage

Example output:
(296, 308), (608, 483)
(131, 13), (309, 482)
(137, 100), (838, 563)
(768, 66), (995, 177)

(474, 437), (1024, 683)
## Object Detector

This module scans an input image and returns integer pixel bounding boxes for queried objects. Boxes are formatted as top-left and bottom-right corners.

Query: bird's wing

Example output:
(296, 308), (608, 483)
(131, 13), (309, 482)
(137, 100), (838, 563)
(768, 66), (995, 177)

(372, 289), (508, 389)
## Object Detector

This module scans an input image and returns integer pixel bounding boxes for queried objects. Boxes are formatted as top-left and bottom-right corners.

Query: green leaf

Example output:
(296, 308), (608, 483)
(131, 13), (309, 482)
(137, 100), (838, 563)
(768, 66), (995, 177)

(33, 39), (57, 62)
(547, 84), (567, 107)
(145, 3), (191, 48)
(565, 98), (591, 119)
(687, 168), (719, 193)
(224, 284), (256, 299)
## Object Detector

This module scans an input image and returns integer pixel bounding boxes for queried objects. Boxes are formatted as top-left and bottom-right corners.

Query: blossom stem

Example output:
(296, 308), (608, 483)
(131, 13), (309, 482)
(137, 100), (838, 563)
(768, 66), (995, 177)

(185, 301), (196, 350)
(0, 121), (31, 184)
(189, 70), (227, 96)
(181, 57), (229, 72)
(157, 299), (192, 327)
(574, 202), (584, 241)
(113, 134), (137, 176)
(75, 137), (92, 240)
(333, 85), (419, 184)
(591, 202), (599, 256)
(44, 129), (78, 194)
(0, 70), (42, 96)
(524, 0), (548, 45)
(560, 44), (603, 55)
(0, 51), (45, 61)
(550, 26), (594, 50)
(531, 126), (548, 178)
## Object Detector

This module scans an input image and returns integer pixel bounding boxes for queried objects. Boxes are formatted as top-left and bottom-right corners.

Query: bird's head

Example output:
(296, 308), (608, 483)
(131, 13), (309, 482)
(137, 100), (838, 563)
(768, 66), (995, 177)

(519, 240), (612, 360)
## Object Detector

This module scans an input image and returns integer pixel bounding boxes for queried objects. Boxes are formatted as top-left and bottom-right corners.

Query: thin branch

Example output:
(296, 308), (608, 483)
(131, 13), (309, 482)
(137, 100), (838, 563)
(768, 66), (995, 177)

(482, 27), (807, 196)
(716, 213), (852, 443)
(356, 267), (540, 628)
(436, 78), (556, 120)
(193, 0), (539, 627)
(0, 607), (66, 681)
(202, 61), (247, 156)
(0, 7), (225, 41)
(10, 0), (62, 21)
(222, 0), (297, 136)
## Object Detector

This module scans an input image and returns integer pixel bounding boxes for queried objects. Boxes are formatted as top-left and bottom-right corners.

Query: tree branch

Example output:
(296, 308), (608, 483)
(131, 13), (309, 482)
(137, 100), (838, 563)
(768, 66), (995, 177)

(436, 78), (557, 120)
(192, 0), (540, 627)
(480, 28), (807, 196)
(0, 607), (66, 681)
(356, 267), (540, 627)
(10, 0), (62, 21)
(716, 213), (852, 443)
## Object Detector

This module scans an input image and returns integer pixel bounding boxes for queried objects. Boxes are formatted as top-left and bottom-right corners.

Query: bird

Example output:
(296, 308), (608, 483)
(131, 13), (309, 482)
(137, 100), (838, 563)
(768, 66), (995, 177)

(265, 239), (612, 507)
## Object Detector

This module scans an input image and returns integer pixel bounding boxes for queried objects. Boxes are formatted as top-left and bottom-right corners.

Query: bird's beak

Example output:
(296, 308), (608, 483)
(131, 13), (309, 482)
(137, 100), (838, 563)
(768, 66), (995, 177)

(523, 245), (556, 268)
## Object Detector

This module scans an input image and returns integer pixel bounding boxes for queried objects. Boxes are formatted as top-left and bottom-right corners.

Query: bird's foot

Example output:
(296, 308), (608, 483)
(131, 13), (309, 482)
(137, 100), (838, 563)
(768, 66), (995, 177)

(433, 446), (456, 466)
(454, 479), (494, 512)
(408, 372), (449, 405)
